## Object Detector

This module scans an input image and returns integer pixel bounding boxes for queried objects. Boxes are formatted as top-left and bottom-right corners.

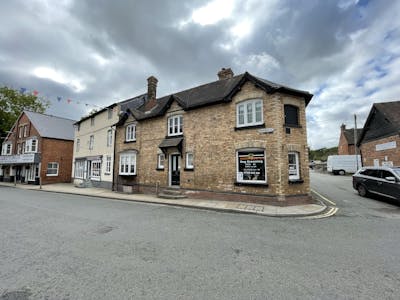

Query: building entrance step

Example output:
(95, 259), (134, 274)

(157, 188), (187, 199)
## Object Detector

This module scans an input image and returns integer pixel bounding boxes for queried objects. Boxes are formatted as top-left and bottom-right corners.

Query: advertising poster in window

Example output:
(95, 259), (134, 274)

(237, 151), (265, 182)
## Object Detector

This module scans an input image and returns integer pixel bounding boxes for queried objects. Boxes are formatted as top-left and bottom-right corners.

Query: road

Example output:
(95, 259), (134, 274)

(1, 178), (400, 299)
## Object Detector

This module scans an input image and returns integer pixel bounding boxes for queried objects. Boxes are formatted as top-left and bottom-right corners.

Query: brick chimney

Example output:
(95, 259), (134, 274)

(217, 68), (234, 80)
(144, 76), (158, 111)
(341, 123), (346, 132)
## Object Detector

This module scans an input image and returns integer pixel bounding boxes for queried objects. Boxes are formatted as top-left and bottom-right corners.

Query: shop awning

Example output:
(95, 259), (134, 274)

(158, 137), (183, 155)
(0, 153), (40, 165)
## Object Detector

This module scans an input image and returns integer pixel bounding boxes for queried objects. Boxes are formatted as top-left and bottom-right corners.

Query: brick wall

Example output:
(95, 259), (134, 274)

(360, 135), (400, 167)
(41, 138), (74, 184)
(114, 81), (311, 203)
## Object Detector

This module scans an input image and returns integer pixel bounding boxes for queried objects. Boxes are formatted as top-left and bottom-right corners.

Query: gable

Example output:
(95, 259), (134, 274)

(360, 107), (398, 144)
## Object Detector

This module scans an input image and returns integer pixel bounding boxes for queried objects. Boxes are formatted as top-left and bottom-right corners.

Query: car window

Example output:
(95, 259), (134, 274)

(393, 169), (400, 177)
(361, 169), (379, 177)
(381, 170), (394, 179)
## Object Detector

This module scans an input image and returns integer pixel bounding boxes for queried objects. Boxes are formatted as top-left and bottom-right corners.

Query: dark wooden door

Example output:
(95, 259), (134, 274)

(170, 154), (180, 186)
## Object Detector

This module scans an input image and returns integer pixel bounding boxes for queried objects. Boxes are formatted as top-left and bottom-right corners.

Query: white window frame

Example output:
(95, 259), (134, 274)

(288, 152), (300, 180)
(168, 115), (183, 136)
(107, 129), (113, 147)
(236, 99), (263, 127)
(2, 143), (12, 155)
(157, 153), (165, 169)
(18, 126), (23, 138)
(236, 148), (267, 184)
(125, 124), (136, 142)
(186, 152), (194, 169)
(76, 139), (80, 152)
(119, 152), (137, 175)
(105, 156), (112, 174)
(74, 160), (85, 179)
(25, 138), (38, 153)
(89, 135), (94, 150)
(23, 125), (28, 137)
(90, 160), (101, 180)
(46, 162), (59, 176)
(17, 143), (22, 154)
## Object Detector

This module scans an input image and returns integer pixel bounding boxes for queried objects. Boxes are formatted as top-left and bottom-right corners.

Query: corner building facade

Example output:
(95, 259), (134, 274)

(114, 70), (313, 204)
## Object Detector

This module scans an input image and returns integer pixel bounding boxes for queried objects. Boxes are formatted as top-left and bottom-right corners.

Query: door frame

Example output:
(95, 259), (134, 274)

(169, 153), (181, 187)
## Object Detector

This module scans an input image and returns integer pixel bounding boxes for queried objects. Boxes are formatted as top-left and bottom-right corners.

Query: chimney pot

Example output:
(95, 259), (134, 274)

(341, 123), (346, 132)
(217, 68), (234, 80)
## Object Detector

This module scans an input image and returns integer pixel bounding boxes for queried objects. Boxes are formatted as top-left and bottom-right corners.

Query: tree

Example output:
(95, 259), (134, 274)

(0, 86), (50, 143)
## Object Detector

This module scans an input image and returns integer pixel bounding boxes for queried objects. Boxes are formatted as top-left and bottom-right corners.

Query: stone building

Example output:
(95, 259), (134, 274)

(0, 111), (75, 184)
(113, 69), (313, 204)
(338, 124), (362, 155)
(357, 101), (400, 167)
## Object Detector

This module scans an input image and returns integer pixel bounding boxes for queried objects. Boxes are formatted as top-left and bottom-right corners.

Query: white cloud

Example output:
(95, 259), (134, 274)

(33, 67), (86, 92)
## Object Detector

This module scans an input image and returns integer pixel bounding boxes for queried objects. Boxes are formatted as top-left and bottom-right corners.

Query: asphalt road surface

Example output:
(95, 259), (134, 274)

(1, 177), (399, 299)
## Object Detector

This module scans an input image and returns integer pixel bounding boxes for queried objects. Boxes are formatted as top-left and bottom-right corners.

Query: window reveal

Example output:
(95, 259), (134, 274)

(284, 105), (299, 126)
(236, 99), (263, 127)
(125, 124), (136, 142)
(90, 160), (101, 180)
(168, 115), (183, 136)
(46, 162), (59, 176)
(288, 152), (300, 180)
(119, 152), (137, 175)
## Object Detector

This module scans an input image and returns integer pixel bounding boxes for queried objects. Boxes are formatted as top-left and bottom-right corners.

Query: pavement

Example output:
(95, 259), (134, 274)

(0, 181), (336, 218)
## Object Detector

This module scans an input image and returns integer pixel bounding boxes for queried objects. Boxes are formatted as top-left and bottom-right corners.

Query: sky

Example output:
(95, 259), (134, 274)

(1, 0), (399, 149)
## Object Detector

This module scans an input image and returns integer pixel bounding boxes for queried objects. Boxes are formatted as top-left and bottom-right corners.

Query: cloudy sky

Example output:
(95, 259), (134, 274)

(1, 0), (399, 149)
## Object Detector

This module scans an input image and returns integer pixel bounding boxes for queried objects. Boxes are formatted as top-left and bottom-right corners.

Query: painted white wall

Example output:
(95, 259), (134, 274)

(72, 106), (119, 184)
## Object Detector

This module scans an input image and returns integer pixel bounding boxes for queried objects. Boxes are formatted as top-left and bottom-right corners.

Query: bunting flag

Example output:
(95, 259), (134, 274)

(12, 86), (105, 110)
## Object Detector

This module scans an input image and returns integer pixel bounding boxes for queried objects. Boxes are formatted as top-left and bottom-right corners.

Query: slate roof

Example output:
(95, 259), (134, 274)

(24, 111), (76, 140)
(357, 100), (400, 145)
(343, 128), (363, 145)
(122, 72), (313, 121)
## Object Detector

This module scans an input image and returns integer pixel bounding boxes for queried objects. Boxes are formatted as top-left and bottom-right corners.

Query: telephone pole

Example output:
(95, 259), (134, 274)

(354, 114), (359, 170)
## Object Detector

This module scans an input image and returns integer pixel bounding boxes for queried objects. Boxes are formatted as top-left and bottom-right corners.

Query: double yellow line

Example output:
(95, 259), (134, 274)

(311, 188), (336, 206)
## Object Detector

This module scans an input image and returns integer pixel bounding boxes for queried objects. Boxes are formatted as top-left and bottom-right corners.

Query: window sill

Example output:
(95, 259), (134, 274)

(124, 140), (136, 143)
(165, 134), (183, 139)
(284, 124), (302, 128)
(184, 168), (194, 171)
(288, 179), (304, 184)
(119, 173), (137, 176)
(234, 181), (268, 187)
(46, 174), (58, 177)
(104, 172), (111, 175)
(235, 123), (265, 131)
(156, 168), (165, 171)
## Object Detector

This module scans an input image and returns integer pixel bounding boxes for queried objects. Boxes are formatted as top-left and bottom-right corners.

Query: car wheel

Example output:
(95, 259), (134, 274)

(338, 170), (345, 175)
(357, 184), (368, 197)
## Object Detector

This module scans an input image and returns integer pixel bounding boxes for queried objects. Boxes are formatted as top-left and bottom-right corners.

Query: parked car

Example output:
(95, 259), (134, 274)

(352, 166), (400, 201)
(327, 155), (361, 175)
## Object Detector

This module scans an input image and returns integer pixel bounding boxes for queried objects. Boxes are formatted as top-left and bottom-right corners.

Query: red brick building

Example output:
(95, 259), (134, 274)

(0, 111), (75, 184)
(357, 101), (400, 167)
(338, 124), (362, 155)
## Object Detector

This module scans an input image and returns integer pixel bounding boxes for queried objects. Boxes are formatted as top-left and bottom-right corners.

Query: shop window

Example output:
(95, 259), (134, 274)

(288, 152), (300, 180)
(236, 149), (266, 184)
(46, 162), (59, 176)
(90, 160), (101, 180)
(119, 152), (137, 175)
(157, 153), (165, 169)
(284, 105), (299, 127)
(125, 124), (136, 142)
(186, 152), (194, 169)
(236, 99), (263, 128)
(168, 115), (183, 136)
(75, 160), (85, 179)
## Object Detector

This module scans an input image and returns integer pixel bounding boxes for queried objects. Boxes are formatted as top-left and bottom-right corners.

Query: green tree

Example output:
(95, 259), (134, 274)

(0, 86), (50, 142)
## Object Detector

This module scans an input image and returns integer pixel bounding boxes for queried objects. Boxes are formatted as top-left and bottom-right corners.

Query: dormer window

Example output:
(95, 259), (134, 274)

(168, 115), (183, 136)
(125, 124), (136, 142)
(236, 99), (263, 127)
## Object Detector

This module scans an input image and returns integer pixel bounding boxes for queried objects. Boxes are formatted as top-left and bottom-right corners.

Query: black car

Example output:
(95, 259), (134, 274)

(352, 166), (400, 201)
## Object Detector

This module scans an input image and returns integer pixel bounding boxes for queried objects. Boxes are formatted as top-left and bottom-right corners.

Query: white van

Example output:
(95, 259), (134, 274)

(327, 155), (361, 175)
